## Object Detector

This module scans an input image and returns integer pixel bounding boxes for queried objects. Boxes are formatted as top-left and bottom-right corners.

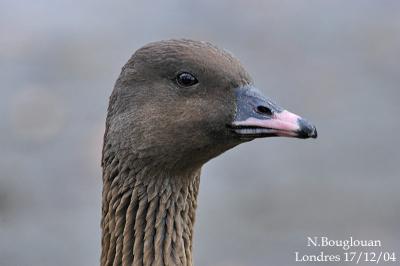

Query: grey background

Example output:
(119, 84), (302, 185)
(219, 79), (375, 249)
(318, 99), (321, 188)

(1, 1), (399, 265)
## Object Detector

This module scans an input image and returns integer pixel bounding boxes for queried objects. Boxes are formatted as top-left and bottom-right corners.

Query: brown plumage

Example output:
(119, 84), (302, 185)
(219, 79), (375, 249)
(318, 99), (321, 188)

(101, 39), (317, 266)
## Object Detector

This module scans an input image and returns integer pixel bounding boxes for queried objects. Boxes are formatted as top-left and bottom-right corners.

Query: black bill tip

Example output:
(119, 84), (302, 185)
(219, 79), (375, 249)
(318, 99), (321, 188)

(297, 118), (318, 139)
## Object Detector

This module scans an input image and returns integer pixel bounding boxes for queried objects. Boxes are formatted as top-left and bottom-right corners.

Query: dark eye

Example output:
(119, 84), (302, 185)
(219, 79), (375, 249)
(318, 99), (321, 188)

(176, 72), (198, 87)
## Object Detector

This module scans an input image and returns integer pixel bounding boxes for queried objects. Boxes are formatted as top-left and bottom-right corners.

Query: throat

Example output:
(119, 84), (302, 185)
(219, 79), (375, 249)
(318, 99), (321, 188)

(101, 154), (200, 266)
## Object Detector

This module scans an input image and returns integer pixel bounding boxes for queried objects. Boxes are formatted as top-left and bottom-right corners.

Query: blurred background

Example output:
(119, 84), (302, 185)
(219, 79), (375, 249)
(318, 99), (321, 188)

(1, 1), (399, 265)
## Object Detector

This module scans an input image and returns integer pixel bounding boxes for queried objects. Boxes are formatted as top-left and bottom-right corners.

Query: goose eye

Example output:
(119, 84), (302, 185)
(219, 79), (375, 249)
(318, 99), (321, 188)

(176, 72), (198, 87)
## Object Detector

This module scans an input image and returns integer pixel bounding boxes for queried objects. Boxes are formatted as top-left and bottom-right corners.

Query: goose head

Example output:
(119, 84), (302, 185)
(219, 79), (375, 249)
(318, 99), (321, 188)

(106, 39), (317, 172)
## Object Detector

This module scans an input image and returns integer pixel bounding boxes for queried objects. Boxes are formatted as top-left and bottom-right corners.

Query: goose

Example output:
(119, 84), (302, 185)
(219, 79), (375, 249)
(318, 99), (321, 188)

(101, 39), (317, 266)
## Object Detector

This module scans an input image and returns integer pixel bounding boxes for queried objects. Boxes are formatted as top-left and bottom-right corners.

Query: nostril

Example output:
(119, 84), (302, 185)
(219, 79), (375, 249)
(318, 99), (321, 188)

(256, 105), (273, 116)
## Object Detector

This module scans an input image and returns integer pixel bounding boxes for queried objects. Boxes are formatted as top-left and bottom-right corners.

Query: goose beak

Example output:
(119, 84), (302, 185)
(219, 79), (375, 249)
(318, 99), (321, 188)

(230, 86), (317, 139)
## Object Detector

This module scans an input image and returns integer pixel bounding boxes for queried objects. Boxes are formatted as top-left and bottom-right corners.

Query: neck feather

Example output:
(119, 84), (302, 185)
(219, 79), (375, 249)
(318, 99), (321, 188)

(101, 149), (200, 266)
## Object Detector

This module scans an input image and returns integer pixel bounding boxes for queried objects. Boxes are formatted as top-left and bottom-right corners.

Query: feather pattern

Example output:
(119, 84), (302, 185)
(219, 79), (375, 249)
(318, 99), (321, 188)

(101, 144), (199, 266)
